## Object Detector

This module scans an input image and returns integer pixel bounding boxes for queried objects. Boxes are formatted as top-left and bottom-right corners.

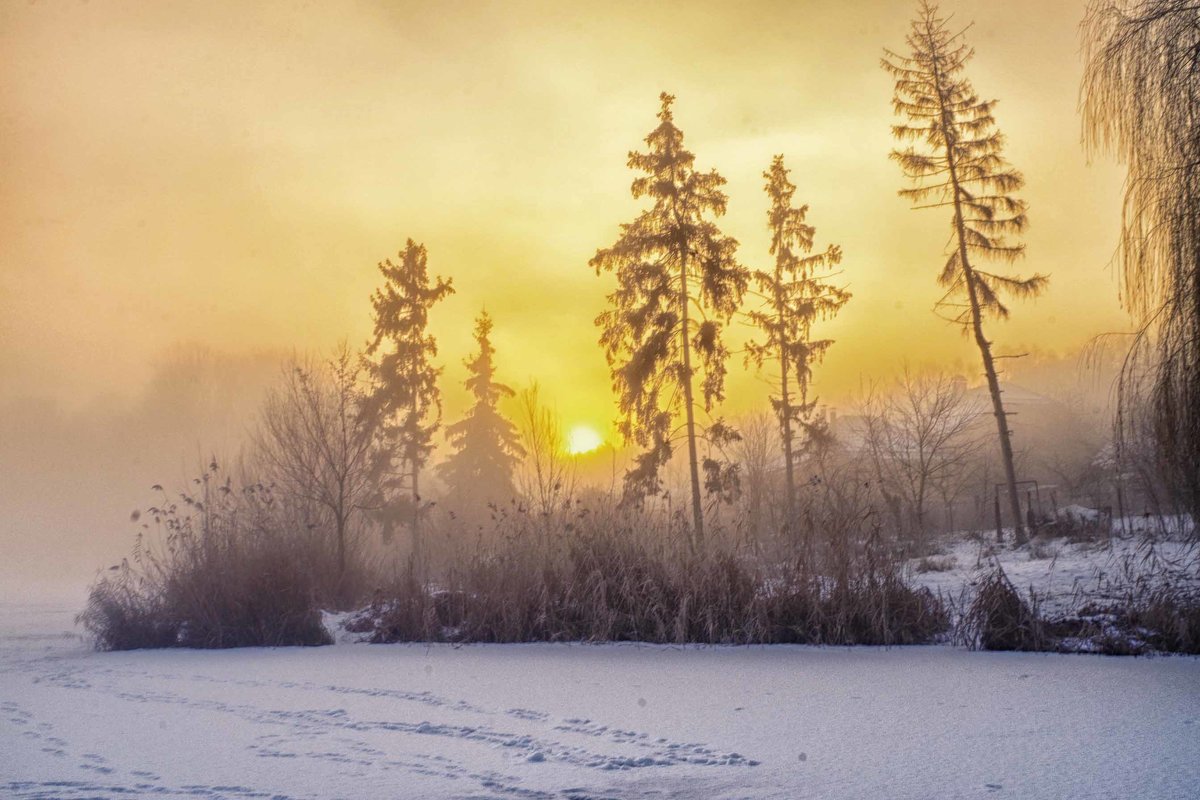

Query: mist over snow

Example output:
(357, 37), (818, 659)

(3, 1), (1199, 799)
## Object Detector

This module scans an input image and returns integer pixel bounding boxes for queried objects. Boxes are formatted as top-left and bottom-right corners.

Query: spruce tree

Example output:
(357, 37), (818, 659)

(591, 93), (749, 547)
(439, 311), (524, 514)
(745, 155), (849, 526)
(883, 1), (1048, 544)
(365, 239), (454, 556)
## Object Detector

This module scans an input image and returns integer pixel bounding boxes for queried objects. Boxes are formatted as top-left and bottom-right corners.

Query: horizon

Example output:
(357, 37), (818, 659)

(3, 0), (1129, 442)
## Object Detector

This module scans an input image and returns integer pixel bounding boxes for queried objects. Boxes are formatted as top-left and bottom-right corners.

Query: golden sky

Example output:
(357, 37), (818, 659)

(1, 0), (1128, 441)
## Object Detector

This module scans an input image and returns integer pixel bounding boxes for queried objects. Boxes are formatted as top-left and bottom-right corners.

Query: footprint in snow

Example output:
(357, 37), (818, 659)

(507, 707), (550, 721)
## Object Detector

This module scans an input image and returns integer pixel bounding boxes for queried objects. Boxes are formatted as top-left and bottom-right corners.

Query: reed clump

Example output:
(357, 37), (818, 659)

(80, 463), (333, 650)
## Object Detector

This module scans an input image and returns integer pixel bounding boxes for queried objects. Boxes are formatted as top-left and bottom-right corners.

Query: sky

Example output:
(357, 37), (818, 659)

(1, 0), (1129, 443)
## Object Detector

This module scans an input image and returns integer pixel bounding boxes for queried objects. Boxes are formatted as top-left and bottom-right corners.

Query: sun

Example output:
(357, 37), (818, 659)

(565, 425), (604, 455)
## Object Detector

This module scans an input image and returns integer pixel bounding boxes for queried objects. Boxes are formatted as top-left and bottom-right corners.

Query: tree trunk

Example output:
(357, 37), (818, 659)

(335, 511), (347, 603)
(952, 223), (1027, 545)
(961, 283), (1026, 545)
(779, 299), (797, 530)
(409, 361), (423, 566)
(411, 462), (422, 566)
(679, 250), (705, 548)
(916, 475), (927, 550)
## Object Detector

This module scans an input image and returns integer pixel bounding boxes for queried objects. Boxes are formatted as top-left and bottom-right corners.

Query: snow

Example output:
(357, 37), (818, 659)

(3, 597), (1199, 799)
(1057, 504), (1102, 523)
(909, 528), (1200, 620)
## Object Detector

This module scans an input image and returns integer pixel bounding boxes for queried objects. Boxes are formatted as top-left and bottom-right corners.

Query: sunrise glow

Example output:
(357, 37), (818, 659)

(566, 425), (604, 455)
(3, 3), (1197, 797)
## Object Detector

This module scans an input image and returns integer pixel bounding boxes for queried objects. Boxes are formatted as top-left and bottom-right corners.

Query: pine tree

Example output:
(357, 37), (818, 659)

(439, 311), (524, 514)
(365, 239), (454, 556)
(591, 92), (749, 547)
(745, 155), (850, 526)
(883, 1), (1048, 544)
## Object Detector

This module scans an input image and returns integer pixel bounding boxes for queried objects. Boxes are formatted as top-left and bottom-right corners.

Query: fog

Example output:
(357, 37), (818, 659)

(0, 0), (1139, 595)
(0, 335), (1124, 600)
(0, 345), (283, 596)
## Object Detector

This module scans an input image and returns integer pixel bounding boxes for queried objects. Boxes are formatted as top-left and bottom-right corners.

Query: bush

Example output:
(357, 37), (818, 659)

(1127, 590), (1200, 653)
(1048, 541), (1200, 654)
(77, 569), (179, 651)
(1049, 588), (1200, 655)
(1040, 506), (1112, 543)
(915, 555), (957, 573)
(79, 464), (332, 650)
(962, 566), (1046, 651)
(357, 504), (948, 646)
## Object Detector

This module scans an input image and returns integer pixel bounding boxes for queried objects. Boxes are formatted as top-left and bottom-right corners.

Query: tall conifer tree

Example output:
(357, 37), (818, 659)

(440, 311), (524, 513)
(883, 1), (1048, 543)
(591, 93), (749, 546)
(746, 155), (849, 525)
(365, 239), (454, 556)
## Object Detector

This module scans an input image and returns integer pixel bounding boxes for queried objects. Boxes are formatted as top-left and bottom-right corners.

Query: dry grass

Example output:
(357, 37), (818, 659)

(1025, 538), (1059, 561)
(960, 544), (1200, 655)
(357, 503), (948, 646)
(961, 565), (1047, 651)
(1123, 590), (1200, 653)
(79, 460), (1195, 655)
(79, 464), (334, 650)
(1052, 542), (1200, 655)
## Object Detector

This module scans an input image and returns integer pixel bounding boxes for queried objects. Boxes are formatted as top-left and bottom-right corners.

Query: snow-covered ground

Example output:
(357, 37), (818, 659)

(3, 597), (1199, 800)
(908, 528), (1200, 620)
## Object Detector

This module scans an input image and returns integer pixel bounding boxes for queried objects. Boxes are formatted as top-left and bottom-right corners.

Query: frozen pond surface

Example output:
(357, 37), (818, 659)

(1, 599), (1198, 800)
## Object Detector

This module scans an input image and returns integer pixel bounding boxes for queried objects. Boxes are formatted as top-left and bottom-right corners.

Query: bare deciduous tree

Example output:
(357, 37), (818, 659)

(253, 344), (380, 599)
(516, 382), (577, 518)
(859, 370), (982, 547)
(732, 412), (781, 548)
